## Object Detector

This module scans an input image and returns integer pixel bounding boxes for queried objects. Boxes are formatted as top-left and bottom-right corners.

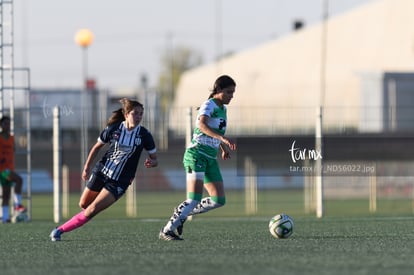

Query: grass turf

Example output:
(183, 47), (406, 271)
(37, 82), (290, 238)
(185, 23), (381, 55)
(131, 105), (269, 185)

(1, 190), (414, 275)
(1, 217), (414, 275)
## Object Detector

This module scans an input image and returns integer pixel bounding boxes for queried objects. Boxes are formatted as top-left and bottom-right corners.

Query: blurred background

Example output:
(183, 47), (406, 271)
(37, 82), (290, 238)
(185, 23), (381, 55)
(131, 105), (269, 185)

(2, 0), (414, 220)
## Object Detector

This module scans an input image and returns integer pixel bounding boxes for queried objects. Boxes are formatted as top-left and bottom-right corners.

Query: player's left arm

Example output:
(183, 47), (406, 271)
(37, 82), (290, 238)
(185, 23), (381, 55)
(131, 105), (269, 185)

(143, 130), (158, 168)
(220, 143), (231, 160)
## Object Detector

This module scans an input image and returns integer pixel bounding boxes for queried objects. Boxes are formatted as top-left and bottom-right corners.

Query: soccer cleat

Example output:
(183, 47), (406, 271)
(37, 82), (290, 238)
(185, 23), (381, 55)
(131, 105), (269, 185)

(2, 219), (11, 224)
(159, 229), (183, 241)
(14, 204), (26, 213)
(176, 218), (187, 236)
(50, 228), (62, 241)
(172, 206), (187, 236)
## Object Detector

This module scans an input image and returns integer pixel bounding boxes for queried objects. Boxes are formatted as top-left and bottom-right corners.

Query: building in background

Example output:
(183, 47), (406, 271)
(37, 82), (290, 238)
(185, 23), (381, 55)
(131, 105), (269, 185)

(170, 0), (414, 136)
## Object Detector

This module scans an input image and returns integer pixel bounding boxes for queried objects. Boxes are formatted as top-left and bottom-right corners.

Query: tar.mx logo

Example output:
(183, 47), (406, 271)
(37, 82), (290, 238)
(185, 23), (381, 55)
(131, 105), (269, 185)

(42, 96), (74, 118)
(289, 140), (322, 163)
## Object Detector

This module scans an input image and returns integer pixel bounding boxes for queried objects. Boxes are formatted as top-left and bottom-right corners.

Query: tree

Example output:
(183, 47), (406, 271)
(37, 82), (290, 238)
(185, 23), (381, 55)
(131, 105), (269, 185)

(157, 46), (203, 112)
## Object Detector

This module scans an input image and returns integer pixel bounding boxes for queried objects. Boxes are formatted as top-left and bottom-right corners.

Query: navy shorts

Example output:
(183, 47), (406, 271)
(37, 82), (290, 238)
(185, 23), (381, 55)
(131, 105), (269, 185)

(86, 172), (132, 200)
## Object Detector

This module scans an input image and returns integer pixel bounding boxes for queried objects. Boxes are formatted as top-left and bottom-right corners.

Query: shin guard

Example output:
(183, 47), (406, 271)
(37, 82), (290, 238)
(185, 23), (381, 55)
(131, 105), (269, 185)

(190, 196), (225, 215)
(163, 199), (198, 232)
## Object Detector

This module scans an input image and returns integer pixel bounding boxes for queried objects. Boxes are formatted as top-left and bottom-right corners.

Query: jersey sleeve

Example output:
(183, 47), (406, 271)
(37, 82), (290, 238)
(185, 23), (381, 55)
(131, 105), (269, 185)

(98, 123), (118, 144)
(142, 128), (156, 154)
(197, 100), (214, 117)
(98, 126), (110, 144)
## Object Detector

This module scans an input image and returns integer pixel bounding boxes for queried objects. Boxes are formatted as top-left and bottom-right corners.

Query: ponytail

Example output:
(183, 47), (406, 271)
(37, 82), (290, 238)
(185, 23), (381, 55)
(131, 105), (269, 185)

(106, 108), (124, 126)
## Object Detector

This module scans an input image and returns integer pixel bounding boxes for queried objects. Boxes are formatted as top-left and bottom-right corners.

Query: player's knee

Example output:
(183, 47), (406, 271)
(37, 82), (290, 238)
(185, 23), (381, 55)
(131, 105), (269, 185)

(79, 200), (88, 209)
(83, 204), (98, 218)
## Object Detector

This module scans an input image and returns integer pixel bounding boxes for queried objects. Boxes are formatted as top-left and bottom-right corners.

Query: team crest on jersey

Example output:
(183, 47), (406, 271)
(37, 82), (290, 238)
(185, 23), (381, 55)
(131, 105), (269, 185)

(135, 136), (142, 145)
(112, 130), (121, 141)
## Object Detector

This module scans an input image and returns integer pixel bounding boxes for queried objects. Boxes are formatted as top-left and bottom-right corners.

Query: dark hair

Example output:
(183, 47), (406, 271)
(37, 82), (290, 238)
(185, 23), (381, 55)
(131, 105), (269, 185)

(208, 75), (236, 99)
(106, 98), (143, 126)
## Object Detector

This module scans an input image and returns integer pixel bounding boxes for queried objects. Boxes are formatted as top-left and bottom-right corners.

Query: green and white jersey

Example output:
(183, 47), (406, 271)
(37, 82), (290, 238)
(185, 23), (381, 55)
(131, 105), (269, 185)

(190, 98), (227, 158)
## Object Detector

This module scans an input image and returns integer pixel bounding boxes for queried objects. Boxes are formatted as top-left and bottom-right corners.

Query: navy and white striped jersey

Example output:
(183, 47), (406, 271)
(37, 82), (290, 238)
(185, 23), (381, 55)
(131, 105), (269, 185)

(93, 121), (156, 182)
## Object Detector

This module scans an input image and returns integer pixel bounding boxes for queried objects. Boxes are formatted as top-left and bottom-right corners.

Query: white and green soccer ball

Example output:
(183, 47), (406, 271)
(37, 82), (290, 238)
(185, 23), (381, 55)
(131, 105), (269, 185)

(268, 213), (294, 239)
(12, 211), (29, 223)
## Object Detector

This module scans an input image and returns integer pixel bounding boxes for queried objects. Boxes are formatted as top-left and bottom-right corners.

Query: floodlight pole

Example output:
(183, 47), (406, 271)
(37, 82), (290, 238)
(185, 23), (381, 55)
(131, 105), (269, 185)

(215, 0), (222, 74)
(80, 46), (89, 177)
(75, 29), (94, 190)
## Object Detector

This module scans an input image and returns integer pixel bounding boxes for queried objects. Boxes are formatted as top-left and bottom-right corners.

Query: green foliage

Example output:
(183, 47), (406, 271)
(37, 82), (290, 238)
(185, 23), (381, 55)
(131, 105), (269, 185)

(156, 46), (203, 112)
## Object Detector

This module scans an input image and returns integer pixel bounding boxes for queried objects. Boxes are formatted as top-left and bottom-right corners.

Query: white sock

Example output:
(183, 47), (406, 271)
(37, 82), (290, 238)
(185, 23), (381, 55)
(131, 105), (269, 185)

(164, 199), (198, 232)
(190, 197), (223, 215)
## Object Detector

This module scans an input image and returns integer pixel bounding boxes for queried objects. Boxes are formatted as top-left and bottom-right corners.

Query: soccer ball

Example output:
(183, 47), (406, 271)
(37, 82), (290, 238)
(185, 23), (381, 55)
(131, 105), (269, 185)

(268, 213), (294, 239)
(12, 212), (29, 223)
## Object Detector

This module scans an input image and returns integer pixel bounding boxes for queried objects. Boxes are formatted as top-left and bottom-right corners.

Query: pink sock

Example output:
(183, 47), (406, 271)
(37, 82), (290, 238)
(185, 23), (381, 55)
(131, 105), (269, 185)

(58, 210), (90, 233)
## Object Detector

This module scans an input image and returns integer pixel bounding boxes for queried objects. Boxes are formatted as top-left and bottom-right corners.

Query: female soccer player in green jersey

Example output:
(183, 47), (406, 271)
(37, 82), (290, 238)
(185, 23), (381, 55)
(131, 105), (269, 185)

(160, 75), (237, 240)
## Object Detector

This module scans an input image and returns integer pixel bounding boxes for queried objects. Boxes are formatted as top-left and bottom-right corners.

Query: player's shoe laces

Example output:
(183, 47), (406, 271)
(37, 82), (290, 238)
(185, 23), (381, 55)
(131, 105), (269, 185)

(50, 228), (62, 241)
(14, 204), (26, 213)
(159, 229), (183, 241)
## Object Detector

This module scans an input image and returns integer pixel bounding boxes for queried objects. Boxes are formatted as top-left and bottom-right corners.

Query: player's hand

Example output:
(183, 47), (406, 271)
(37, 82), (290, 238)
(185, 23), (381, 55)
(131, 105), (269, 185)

(221, 136), (237, 151)
(144, 158), (158, 168)
(82, 167), (91, 181)
(221, 150), (231, 160)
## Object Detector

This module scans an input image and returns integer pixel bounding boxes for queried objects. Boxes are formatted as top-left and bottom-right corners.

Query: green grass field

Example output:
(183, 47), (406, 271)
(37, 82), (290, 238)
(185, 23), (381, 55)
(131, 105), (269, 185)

(1, 190), (414, 275)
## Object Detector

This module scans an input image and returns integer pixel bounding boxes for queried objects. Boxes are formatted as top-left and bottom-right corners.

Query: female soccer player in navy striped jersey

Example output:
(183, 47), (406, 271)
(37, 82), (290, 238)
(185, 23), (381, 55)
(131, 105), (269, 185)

(159, 75), (237, 240)
(50, 98), (158, 241)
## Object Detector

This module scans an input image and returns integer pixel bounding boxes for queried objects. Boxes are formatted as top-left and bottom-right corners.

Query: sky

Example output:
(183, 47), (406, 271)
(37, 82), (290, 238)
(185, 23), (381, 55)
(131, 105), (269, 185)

(13, 0), (373, 91)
